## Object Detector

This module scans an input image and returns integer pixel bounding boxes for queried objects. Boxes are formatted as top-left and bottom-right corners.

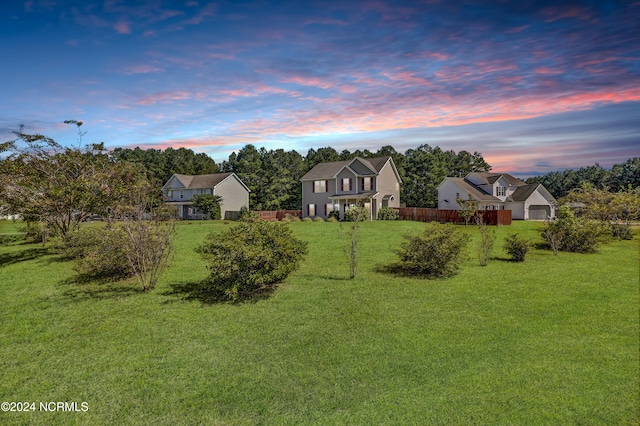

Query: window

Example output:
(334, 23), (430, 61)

(497, 186), (506, 196)
(341, 178), (352, 191)
(308, 204), (316, 217)
(325, 203), (334, 216)
(313, 180), (327, 193)
(361, 177), (374, 191)
(180, 190), (184, 199)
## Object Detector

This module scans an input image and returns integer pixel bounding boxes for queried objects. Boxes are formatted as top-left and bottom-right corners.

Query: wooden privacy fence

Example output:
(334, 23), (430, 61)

(395, 208), (511, 226)
(254, 210), (303, 221)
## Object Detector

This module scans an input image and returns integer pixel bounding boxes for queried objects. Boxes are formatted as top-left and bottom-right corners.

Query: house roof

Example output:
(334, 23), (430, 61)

(172, 173), (233, 189)
(301, 156), (392, 180)
(467, 172), (526, 186)
(164, 172), (250, 192)
(510, 184), (540, 201)
(328, 191), (378, 200)
(445, 178), (501, 201)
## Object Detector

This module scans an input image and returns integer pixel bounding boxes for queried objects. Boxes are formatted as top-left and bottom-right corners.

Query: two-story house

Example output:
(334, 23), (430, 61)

(300, 156), (401, 220)
(162, 173), (250, 219)
(438, 172), (556, 220)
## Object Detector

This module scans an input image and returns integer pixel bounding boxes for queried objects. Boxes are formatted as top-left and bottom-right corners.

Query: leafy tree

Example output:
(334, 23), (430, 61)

(304, 147), (341, 171)
(197, 220), (308, 301)
(112, 146), (218, 183)
(456, 195), (477, 226)
(402, 144), (490, 207)
(0, 123), (138, 241)
(608, 158), (640, 190)
(192, 194), (222, 220)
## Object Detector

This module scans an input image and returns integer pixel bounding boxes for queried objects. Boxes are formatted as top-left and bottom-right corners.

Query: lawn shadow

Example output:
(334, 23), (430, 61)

(164, 280), (277, 305)
(0, 247), (52, 268)
(59, 276), (144, 301)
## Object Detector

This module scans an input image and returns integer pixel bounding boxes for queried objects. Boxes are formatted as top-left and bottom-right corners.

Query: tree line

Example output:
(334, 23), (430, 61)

(525, 158), (640, 198)
(113, 144), (491, 209)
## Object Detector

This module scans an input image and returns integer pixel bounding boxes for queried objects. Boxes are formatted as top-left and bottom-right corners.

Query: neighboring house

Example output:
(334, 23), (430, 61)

(162, 173), (250, 219)
(438, 172), (556, 220)
(300, 156), (402, 220)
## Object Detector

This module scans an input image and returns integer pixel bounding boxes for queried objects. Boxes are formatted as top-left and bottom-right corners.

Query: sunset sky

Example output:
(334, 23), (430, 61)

(2, 0), (639, 177)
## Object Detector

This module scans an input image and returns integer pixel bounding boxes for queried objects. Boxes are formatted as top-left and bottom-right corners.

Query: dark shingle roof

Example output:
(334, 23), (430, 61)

(510, 184), (540, 201)
(447, 178), (501, 201)
(468, 172), (525, 186)
(301, 156), (391, 180)
(174, 173), (233, 189)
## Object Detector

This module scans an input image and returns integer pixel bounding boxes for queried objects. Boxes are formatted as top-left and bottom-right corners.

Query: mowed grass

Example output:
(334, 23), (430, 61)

(0, 219), (638, 425)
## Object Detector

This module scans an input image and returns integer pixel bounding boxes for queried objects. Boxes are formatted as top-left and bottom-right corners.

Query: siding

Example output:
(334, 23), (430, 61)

(376, 161), (400, 209)
(214, 176), (249, 217)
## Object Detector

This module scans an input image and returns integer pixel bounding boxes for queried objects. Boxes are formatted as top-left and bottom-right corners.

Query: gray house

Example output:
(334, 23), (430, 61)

(438, 172), (556, 220)
(162, 173), (250, 219)
(300, 156), (401, 220)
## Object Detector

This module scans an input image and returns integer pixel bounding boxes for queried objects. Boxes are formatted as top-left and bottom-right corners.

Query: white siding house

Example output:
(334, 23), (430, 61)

(162, 173), (250, 219)
(438, 172), (556, 220)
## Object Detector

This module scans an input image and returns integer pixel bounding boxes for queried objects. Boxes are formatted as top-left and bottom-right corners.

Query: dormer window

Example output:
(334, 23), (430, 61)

(497, 186), (506, 196)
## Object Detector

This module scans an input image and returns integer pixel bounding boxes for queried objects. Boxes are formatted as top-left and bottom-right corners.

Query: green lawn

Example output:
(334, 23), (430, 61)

(0, 220), (638, 425)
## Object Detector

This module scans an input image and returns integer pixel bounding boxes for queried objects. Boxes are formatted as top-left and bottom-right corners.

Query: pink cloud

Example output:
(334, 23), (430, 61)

(137, 90), (195, 105)
(540, 6), (592, 22)
(114, 21), (131, 34)
(121, 64), (164, 75)
(533, 67), (564, 75)
(282, 76), (334, 90)
(182, 2), (217, 25)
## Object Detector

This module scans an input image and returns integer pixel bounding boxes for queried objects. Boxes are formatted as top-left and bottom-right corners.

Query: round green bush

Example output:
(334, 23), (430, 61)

(197, 220), (308, 301)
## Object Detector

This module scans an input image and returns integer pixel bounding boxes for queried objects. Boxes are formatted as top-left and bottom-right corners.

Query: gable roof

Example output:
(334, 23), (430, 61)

(301, 156), (394, 180)
(467, 172), (526, 186)
(164, 173), (250, 192)
(444, 178), (501, 202)
(510, 184), (540, 201)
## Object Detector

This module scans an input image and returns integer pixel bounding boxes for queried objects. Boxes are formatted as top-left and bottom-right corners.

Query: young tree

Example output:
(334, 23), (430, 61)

(192, 194), (223, 220)
(340, 206), (368, 279)
(476, 212), (495, 266)
(113, 178), (176, 291)
(456, 195), (477, 226)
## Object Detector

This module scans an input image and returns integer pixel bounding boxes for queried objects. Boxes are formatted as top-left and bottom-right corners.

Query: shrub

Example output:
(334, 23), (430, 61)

(541, 206), (606, 253)
(238, 206), (258, 222)
(327, 211), (340, 221)
(197, 220), (308, 301)
(313, 216), (325, 222)
(302, 217), (313, 222)
(344, 206), (368, 222)
(285, 214), (301, 222)
(504, 233), (530, 262)
(63, 226), (133, 280)
(390, 223), (469, 278)
(610, 223), (633, 240)
(377, 206), (399, 220)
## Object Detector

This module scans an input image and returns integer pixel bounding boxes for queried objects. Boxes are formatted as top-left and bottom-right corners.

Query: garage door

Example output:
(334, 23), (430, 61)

(529, 205), (550, 220)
